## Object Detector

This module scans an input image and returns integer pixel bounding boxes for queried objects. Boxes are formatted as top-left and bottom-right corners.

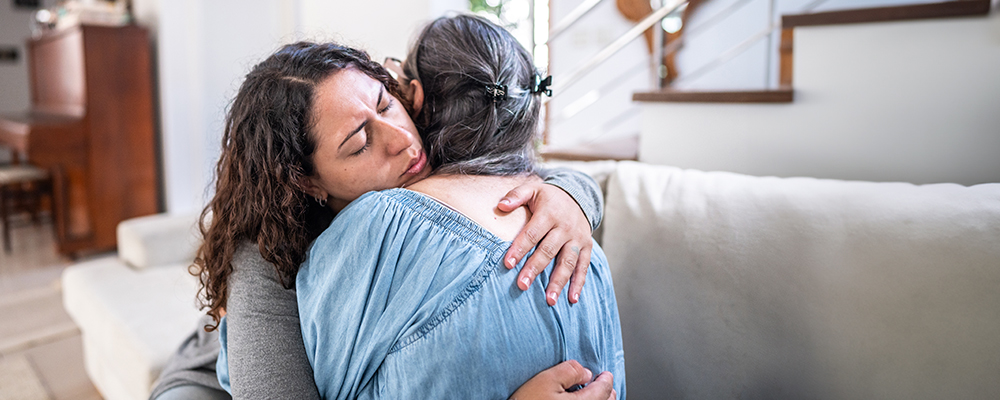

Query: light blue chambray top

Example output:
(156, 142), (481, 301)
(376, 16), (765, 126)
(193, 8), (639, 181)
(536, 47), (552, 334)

(295, 188), (625, 400)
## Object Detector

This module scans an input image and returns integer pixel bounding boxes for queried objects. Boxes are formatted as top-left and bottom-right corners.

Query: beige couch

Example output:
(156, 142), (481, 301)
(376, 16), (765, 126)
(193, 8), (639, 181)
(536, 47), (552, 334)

(64, 161), (1000, 399)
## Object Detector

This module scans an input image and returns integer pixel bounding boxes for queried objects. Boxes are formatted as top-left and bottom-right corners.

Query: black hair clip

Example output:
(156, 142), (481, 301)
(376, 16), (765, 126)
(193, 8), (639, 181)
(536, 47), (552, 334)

(531, 75), (552, 97)
(485, 82), (508, 104)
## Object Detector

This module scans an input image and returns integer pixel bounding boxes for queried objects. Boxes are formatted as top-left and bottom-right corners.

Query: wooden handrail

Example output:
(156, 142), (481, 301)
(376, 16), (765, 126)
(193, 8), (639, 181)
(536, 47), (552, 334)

(633, 88), (794, 103)
(783, 0), (991, 28)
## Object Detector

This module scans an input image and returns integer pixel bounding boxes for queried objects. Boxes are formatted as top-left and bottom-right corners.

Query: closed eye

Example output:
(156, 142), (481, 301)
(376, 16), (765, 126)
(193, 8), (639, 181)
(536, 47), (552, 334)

(350, 133), (371, 156)
(379, 98), (393, 114)
(348, 87), (388, 156)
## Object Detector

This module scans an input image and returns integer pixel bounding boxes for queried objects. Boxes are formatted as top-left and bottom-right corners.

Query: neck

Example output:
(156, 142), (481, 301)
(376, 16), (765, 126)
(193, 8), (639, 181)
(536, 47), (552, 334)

(406, 173), (539, 241)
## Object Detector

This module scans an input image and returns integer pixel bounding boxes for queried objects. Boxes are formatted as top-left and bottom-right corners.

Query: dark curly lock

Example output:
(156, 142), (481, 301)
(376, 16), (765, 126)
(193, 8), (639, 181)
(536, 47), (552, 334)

(193, 41), (406, 330)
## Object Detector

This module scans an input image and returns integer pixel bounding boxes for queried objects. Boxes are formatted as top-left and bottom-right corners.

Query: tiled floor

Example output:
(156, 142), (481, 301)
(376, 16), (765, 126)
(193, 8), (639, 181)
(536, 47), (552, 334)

(0, 216), (104, 400)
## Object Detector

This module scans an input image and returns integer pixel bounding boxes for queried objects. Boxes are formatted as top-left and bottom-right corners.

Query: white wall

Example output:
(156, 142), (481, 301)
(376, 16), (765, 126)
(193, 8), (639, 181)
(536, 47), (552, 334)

(145, 0), (295, 214)
(0, 2), (36, 115)
(546, 0), (651, 151)
(674, 0), (946, 90)
(297, 0), (464, 61)
(0, 2), (41, 164)
(640, 11), (1000, 185)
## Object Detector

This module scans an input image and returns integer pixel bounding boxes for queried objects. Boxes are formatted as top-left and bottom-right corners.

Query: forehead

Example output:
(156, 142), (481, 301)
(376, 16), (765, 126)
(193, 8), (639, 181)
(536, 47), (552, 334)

(312, 68), (382, 131)
(317, 68), (381, 98)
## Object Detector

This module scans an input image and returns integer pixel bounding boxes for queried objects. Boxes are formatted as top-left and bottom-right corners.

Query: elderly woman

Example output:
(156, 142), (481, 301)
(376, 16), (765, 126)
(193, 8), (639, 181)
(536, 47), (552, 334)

(292, 15), (625, 399)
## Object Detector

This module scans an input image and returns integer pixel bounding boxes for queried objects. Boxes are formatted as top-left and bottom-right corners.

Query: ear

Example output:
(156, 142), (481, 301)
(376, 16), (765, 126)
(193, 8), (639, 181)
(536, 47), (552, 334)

(403, 79), (424, 116)
(298, 176), (328, 204)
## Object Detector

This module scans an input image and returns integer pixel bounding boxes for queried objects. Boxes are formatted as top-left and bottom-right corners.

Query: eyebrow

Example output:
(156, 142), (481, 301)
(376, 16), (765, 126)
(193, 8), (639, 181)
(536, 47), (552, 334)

(338, 86), (385, 151)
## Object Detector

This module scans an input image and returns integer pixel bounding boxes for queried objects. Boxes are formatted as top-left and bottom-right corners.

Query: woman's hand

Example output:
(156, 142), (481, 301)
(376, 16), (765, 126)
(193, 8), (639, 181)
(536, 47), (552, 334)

(509, 360), (615, 400)
(499, 181), (594, 305)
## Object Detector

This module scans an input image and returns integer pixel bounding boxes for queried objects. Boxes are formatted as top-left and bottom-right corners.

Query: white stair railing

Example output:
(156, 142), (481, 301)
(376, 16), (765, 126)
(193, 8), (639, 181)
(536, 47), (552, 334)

(538, 0), (843, 154)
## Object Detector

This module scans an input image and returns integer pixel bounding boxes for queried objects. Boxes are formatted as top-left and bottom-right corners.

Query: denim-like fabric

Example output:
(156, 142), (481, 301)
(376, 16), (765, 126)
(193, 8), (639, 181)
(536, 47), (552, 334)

(296, 188), (625, 400)
(215, 317), (230, 393)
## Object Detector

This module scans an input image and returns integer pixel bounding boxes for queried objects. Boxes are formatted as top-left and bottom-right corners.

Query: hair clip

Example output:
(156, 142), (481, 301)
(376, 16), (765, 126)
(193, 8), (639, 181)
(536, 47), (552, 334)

(485, 83), (508, 104)
(531, 75), (552, 97)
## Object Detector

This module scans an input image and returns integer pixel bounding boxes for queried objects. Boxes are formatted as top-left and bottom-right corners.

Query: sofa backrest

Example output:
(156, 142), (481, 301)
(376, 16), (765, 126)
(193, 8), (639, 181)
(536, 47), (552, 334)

(598, 161), (1000, 399)
(543, 160), (619, 244)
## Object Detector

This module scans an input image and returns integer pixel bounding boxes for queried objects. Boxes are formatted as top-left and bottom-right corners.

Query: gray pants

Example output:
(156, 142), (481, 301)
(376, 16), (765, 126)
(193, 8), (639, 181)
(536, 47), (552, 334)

(149, 315), (227, 400)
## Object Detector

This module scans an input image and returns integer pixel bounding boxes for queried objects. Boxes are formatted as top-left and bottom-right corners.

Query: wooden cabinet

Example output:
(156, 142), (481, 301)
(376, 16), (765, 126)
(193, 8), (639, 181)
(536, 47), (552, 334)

(0, 25), (160, 256)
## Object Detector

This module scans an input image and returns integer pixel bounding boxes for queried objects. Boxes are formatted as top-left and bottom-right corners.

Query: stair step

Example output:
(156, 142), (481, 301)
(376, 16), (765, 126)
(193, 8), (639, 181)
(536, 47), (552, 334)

(632, 88), (793, 103)
(541, 135), (639, 161)
(783, 0), (991, 28)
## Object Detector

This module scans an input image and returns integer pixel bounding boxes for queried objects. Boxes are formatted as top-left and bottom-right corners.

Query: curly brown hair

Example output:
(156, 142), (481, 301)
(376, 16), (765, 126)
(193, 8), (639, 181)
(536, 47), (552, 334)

(193, 41), (407, 330)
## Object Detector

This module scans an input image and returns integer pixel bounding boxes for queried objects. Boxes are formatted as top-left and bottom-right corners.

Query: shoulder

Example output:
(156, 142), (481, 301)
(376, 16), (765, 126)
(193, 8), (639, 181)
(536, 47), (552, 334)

(299, 189), (472, 285)
(340, 189), (423, 213)
(326, 190), (410, 225)
(228, 240), (297, 308)
(302, 190), (421, 273)
(230, 241), (279, 283)
(319, 189), (433, 238)
(233, 241), (267, 269)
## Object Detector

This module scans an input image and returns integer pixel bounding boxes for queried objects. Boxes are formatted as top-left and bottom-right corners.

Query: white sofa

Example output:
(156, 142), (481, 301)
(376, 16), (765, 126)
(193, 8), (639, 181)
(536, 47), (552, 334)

(63, 161), (1000, 399)
(63, 214), (203, 400)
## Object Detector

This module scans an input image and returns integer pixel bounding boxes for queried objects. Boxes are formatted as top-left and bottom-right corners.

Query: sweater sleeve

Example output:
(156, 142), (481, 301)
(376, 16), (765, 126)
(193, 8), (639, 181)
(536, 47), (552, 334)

(540, 167), (604, 231)
(225, 242), (321, 400)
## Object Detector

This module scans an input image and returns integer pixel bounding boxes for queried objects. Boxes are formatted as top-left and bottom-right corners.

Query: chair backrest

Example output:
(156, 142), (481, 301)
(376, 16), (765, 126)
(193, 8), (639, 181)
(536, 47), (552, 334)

(0, 165), (48, 186)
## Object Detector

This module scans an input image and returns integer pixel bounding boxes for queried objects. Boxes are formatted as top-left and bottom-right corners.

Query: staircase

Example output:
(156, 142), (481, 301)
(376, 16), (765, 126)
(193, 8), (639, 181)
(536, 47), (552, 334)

(545, 0), (999, 185)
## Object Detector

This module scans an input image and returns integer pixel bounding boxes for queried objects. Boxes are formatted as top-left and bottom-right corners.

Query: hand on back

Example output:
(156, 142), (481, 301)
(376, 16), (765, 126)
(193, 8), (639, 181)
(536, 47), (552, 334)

(499, 181), (594, 306)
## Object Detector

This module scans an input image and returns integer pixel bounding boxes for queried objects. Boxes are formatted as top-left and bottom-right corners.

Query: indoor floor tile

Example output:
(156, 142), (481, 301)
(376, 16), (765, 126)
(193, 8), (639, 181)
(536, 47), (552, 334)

(24, 334), (102, 400)
(0, 219), (103, 400)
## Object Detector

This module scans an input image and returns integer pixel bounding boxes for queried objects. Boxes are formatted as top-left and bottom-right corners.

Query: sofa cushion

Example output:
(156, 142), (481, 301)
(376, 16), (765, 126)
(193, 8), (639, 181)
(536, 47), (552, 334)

(601, 161), (1000, 399)
(117, 213), (200, 270)
(62, 256), (203, 400)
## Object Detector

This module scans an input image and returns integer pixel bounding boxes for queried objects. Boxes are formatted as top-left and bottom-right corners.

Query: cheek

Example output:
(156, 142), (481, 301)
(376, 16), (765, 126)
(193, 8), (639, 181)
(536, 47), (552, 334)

(314, 161), (355, 193)
(320, 154), (403, 201)
(331, 159), (382, 194)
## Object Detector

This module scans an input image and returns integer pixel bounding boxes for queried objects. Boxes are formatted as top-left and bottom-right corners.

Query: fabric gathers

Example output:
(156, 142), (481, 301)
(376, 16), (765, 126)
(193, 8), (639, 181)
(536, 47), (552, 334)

(296, 188), (625, 400)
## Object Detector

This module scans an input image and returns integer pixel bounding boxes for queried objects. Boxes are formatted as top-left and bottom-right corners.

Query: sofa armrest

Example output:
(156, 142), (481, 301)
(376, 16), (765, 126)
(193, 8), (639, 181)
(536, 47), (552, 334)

(63, 257), (203, 400)
(117, 213), (201, 270)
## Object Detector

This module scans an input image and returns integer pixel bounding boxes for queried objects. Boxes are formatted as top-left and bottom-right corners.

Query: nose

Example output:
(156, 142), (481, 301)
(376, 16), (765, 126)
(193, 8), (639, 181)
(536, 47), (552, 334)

(375, 119), (414, 155)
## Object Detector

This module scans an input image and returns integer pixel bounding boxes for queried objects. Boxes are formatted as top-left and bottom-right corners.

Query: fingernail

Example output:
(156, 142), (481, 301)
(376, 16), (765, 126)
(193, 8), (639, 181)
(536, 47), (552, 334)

(499, 198), (511, 206)
(520, 276), (530, 288)
(572, 293), (580, 302)
(506, 257), (516, 268)
(547, 292), (557, 305)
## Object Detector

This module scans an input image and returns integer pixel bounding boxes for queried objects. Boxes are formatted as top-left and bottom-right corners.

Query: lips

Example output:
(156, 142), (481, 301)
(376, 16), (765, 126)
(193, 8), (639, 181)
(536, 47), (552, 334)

(404, 151), (427, 176)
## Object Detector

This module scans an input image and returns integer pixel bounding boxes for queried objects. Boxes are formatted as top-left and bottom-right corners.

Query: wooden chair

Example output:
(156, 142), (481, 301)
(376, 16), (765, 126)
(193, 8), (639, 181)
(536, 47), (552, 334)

(0, 164), (52, 253)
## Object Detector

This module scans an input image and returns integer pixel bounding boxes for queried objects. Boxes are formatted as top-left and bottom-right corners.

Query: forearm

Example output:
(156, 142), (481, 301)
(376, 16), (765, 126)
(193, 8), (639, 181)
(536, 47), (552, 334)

(226, 242), (321, 400)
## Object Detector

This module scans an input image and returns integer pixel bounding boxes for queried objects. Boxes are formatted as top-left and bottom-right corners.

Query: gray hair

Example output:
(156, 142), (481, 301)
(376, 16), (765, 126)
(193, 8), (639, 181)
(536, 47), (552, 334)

(403, 14), (542, 176)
